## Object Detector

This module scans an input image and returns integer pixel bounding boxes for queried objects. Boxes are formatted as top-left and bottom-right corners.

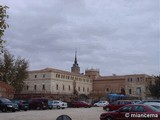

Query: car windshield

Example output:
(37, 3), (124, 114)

(151, 105), (160, 110)
(22, 101), (28, 104)
(1, 98), (12, 103)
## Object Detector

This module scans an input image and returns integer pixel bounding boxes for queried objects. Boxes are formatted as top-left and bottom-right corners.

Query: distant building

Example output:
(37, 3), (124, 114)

(125, 74), (153, 100)
(0, 81), (15, 99)
(17, 52), (153, 100)
(85, 69), (153, 100)
(19, 52), (93, 99)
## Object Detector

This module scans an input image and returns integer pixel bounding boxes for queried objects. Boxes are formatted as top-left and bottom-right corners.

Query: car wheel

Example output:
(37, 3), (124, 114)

(2, 107), (7, 112)
(12, 109), (16, 112)
(105, 116), (113, 120)
(105, 107), (110, 111)
(57, 106), (60, 109)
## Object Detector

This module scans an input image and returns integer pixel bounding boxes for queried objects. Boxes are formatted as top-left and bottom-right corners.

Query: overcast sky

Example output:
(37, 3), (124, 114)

(1, 0), (159, 76)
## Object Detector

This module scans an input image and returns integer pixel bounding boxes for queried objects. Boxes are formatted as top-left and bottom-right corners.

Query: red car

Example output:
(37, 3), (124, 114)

(103, 100), (134, 111)
(71, 101), (91, 108)
(29, 98), (48, 110)
(100, 104), (160, 120)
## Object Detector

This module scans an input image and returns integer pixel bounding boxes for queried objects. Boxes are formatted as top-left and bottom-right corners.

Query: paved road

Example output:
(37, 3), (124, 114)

(0, 107), (105, 120)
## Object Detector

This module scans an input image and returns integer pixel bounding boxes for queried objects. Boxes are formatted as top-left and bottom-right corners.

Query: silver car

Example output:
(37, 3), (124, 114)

(94, 101), (109, 107)
(50, 100), (68, 109)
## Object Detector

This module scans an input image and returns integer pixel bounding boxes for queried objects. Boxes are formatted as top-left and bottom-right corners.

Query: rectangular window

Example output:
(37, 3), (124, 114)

(87, 88), (89, 92)
(26, 85), (29, 90)
(136, 87), (141, 95)
(42, 84), (45, 90)
(43, 74), (45, 78)
(78, 87), (80, 91)
(128, 78), (133, 82)
(35, 75), (37, 78)
(56, 84), (58, 90)
(129, 89), (132, 94)
(68, 85), (70, 91)
(63, 85), (65, 91)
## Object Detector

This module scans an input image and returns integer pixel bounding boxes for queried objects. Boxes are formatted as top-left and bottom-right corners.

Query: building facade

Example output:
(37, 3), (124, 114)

(18, 52), (153, 100)
(85, 68), (153, 100)
(19, 53), (93, 99)
(22, 68), (92, 96)
(125, 74), (153, 100)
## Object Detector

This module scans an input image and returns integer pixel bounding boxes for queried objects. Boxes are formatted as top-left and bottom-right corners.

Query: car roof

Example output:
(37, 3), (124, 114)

(142, 100), (160, 102)
(117, 100), (133, 101)
(124, 104), (147, 107)
(144, 102), (160, 105)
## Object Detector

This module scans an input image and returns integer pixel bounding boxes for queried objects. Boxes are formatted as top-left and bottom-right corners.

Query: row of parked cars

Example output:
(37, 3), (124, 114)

(0, 97), (95, 112)
(100, 99), (160, 120)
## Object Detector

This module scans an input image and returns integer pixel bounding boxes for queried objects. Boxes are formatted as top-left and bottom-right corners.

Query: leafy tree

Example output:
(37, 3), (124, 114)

(0, 50), (28, 93)
(0, 50), (14, 83)
(149, 75), (160, 99)
(0, 5), (9, 53)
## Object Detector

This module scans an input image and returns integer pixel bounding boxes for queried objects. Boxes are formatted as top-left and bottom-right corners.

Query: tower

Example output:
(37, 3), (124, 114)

(71, 50), (80, 74)
(85, 68), (100, 79)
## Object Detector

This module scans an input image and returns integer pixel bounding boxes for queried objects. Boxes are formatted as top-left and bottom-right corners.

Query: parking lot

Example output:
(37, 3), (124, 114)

(0, 107), (104, 120)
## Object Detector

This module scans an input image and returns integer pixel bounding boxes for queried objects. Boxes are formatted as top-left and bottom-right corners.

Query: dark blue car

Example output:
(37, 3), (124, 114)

(0, 97), (18, 112)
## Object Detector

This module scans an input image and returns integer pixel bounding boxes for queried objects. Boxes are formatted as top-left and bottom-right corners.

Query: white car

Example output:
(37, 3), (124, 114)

(50, 100), (68, 109)
(143, 102), (160, 110)
(94, 101), (109, 107)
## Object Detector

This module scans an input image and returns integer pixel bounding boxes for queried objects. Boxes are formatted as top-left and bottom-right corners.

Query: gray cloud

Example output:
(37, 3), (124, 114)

(1, 0), (159, 76)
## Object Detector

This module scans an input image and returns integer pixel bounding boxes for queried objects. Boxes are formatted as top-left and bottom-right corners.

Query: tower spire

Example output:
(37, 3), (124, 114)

(71, 49), (80, 74)
(74, 49), (77, 64)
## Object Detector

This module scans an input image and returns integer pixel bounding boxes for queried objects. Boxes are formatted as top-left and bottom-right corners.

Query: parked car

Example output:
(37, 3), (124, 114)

(139, 100), (160, 104)
(0, 97), (18, 112)
(103, 100), (134, 111)
(49, 100), (68, 109)
(94, 101), (109, 107)
(143, 102), (160, 110)
(100, 104), (160, 120)
(11, 99), (29, 111)
(29, 98), (48, 110)
(48, 100), (53, 109)
(71, 101), (92, 108)
(131, 100), (141, 104)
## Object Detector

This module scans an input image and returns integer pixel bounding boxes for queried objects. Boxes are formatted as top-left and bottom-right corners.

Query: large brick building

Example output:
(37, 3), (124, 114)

(85, 68), (153, 100)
